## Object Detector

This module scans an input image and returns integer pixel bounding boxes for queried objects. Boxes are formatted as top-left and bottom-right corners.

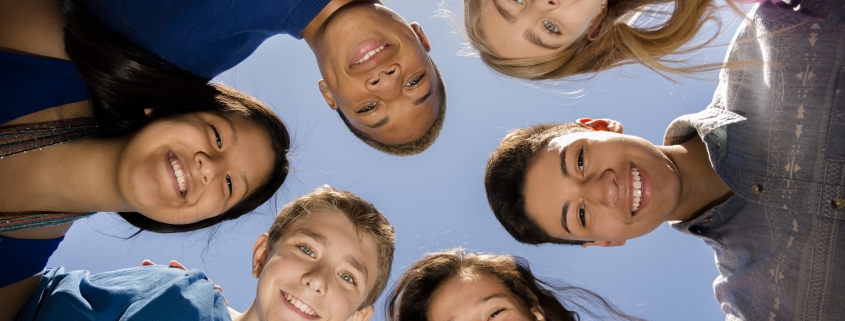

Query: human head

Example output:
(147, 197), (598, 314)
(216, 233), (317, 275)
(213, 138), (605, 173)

(313, 2), (447, 155)
(387, 249), (641, 321)
(262, 185), (395, 319)
(63, 0), (291, 233)
(463, 0), (720, 80)
(117, 85), (291, 233)
(485, 119), (682, 246)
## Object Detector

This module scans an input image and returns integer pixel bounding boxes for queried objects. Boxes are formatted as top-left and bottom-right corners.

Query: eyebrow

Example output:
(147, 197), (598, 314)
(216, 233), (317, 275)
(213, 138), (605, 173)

(559, 146), (571, 235)
(478, 293), (507, 305)
(413, 87), (433, 106)
(366, 117), (390, 129)
(222, 115), (239, 144)
(346, 254), (369, 281)
(492, 0), (515, 23)
(220, 115), (249, 197)
(524, 30), (562, 50)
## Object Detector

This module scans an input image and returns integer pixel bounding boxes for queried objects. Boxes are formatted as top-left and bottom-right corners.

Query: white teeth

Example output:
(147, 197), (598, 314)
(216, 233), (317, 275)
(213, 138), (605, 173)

(355, 45), (385, 64)
(631, 166), (642, 212)
(169, 154), (186, 194)
(285, 293), (317, 316)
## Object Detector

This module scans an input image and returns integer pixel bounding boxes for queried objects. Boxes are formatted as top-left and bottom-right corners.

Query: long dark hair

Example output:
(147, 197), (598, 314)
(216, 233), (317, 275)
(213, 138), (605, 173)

(62, 0), (291, 233)
(387, 249), (644, 321)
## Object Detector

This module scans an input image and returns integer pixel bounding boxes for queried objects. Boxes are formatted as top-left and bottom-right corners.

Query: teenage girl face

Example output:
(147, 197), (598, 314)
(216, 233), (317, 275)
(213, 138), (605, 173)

(116, 111), (274, 224)
(480, 0), (607, 59)
(428, 272), (544, 321)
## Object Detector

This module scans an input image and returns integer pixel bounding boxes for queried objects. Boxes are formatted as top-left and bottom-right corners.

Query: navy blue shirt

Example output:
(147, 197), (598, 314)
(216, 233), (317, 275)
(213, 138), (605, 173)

(78, 0), (330, 79)
(0, 51), (90, 124)
(16, 266), (231, 321)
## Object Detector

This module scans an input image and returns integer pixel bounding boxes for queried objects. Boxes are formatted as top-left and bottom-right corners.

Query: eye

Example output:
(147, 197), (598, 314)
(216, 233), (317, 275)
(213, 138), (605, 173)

(339, 272), (356, 285)
(298, 245), (316, 258)
(488, 308), (506, 320)
(543, 20), (560, 34)
(211, 125), (222, 148)
(225, 174), (233, 196)
(405, 73), (425, 87)
(358, 102), (377, 113)
(579, 203), (586, 227)
(577, 148), (585, 173)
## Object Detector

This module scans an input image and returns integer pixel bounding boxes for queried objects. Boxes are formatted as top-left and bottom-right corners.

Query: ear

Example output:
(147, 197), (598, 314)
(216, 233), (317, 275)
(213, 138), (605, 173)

(345, 305), (374, 321)
(318, 80), (338, 110)
(252, 233), (270, 278)
(577, 118), (623, 133)
(530, 306), (546, 321)
(585, 2), (608, 42)
(581, 240), (626, 248)
(410, 22), (431, 52)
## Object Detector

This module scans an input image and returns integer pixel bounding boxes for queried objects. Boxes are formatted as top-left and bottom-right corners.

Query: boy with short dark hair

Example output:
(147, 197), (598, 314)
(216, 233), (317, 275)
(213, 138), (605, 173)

(13, 185), (395, 321)
(484, 1), (845, 319)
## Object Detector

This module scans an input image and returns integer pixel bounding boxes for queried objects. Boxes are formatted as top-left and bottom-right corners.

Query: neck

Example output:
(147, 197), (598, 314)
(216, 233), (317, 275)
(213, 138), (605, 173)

(0, 137), (133, 213)
(660, 136), (732, 222)
(301, 0), (381, 49)
(229, 302), (258, 321)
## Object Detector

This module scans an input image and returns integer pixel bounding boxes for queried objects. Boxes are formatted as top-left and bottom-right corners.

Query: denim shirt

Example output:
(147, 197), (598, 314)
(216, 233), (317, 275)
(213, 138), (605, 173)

(662, 1), (845, 320)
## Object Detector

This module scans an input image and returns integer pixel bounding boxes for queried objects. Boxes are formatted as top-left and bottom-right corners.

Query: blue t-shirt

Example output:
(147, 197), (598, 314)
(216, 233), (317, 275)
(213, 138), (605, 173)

(78, 0), (331, 79)
(16, 266), (231, 321)
(0, 51), (90, 124)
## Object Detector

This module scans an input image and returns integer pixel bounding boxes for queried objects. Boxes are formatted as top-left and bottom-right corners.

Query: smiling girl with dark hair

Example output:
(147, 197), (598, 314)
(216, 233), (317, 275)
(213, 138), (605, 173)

(0, 0), (290, 310)
(388, 249), (643, 321)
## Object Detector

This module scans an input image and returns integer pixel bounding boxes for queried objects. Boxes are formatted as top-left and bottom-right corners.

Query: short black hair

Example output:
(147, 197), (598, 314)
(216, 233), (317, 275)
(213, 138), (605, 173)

(484, 123), (593, 245)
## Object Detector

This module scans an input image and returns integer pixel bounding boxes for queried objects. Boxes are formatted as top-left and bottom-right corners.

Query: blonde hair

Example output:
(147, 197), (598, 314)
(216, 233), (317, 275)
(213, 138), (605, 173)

(267, 185), (395, 309)
(464, 0), (730, 80)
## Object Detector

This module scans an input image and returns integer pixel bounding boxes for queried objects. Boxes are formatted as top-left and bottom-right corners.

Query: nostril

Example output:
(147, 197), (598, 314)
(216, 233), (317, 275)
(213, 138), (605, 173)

(387, 68), (396, 75)
(371, 79), (379, 85)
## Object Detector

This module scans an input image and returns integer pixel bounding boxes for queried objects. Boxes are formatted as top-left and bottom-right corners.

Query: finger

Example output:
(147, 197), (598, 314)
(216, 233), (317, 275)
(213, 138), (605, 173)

(169, 260), (188, 271)
(141, 259), (156, 266)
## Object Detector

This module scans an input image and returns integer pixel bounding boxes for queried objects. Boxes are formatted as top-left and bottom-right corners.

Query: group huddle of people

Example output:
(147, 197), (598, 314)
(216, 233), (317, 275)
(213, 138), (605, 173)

(1, 0), (843, 320)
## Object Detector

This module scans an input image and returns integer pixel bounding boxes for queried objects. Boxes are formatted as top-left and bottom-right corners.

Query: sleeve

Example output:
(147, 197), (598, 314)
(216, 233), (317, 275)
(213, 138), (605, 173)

(0, 235), (63, 288)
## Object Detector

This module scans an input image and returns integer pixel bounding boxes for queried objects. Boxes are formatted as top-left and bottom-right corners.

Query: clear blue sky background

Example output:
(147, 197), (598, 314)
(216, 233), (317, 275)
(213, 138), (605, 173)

(48, 1), (749, 320)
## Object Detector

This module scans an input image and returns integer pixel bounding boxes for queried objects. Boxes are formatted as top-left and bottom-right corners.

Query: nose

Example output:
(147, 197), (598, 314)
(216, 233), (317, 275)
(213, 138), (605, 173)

(302, 267), (328, 295)
(584, 169), (618, 207)
(366, 64), (401, 95)
(534, 0), (559, 10)
(195, 153), (223, 185)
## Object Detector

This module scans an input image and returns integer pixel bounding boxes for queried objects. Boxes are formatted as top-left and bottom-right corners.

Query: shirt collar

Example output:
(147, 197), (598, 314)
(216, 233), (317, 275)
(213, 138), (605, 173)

(663, 107), (747, 146)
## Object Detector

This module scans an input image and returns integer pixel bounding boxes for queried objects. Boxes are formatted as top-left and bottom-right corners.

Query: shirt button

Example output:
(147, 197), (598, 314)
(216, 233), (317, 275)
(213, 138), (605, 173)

(833, 197), (845, 210)
(716, 142), (722, 149)
(751, 184), (763, 194)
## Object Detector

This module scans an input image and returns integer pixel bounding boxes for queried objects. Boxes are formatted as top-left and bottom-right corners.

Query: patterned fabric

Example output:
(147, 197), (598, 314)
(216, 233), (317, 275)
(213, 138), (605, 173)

(663, 1), (845, 319)
(0, 118), (98, 158)
(0, 117), (98, 232)
(0, 213), (95, 233)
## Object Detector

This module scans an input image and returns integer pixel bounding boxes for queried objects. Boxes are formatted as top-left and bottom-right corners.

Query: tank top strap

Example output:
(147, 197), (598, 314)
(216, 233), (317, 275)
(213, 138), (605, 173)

(0, 118), (98, 158)
(0, 212), (96, 233)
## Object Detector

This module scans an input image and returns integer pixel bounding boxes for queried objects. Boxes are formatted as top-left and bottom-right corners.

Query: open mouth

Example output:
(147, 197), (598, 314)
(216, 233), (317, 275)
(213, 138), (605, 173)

(631, 164), (643, 214)
(168, 151), (187, 196)
(283, 291), (319, 318)
(349, 39), (394, 71)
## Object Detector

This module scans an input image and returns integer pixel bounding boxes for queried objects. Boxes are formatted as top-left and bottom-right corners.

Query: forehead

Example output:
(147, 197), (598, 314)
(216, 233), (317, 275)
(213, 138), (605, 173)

(522, 146), (567, 237)
(284, 210), (380, 281)
(428, 272), (521, 321)
(223, 113), (275, 190)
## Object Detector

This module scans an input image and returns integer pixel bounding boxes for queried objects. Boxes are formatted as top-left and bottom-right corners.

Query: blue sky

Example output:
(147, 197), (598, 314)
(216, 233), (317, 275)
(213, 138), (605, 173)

(47, 1), (748, 320)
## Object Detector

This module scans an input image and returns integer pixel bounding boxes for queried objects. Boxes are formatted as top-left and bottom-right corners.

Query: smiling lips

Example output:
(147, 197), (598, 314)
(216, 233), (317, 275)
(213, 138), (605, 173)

(631, 164), (643, 213)
(354, 44), (387, 64)
(285, 292), (319, 318)
(168, 151), (186, 195)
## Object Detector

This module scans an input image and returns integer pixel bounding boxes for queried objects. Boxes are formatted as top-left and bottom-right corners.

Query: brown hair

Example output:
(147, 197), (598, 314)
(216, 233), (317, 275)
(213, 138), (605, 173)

(387, 249), (644, 321)
(338, 61), (447, 156)
(267, 185), (396, 309)
(464, 0), (730, 80)
(485, 123), (592, 245)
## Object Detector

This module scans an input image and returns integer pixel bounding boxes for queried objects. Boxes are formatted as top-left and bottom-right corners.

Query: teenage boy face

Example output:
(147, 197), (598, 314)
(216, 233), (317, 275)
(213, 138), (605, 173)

(522, 119), (683, 247)
(315, 3), (439, 145)
(251, 210), (378, 321)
